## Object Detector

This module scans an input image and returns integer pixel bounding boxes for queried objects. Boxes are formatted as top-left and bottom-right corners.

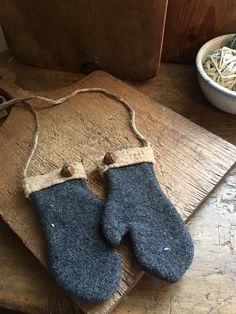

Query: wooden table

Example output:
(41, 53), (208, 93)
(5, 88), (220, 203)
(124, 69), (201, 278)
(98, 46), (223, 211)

(0, 53), (235, 313)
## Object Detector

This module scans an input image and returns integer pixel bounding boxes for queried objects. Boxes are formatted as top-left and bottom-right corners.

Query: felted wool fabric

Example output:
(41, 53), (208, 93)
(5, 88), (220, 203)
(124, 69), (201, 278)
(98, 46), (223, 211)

(24, 163), (121, 303)
(99, 148), (194, 283)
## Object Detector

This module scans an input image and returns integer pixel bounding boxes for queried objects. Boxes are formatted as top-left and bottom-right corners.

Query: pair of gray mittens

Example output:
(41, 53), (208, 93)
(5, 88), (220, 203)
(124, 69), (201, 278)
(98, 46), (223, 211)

(24, 146), (194, 303)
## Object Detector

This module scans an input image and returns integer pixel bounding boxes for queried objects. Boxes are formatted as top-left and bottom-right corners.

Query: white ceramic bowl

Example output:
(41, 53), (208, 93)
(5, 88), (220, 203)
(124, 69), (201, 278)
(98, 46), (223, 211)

(196, 34), (236, 114)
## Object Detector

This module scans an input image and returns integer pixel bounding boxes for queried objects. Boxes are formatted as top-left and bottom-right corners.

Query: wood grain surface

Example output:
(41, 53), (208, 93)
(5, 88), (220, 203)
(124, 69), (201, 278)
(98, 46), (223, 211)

(0, 66), (236, 313)
(0, 0), (167, 80)
(162, 0), (236, 64)
(0, 56), (236, 313)
(131, 63), (236, 146)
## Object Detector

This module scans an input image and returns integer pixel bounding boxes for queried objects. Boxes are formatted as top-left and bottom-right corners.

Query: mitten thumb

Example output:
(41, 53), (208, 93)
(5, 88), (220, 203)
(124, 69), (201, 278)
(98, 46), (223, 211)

(102, 203), (127, 246)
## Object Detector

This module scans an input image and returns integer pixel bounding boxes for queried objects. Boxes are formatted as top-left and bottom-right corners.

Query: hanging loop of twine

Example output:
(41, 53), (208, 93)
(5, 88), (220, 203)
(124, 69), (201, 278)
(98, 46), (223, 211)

(0, 87), (149, 178)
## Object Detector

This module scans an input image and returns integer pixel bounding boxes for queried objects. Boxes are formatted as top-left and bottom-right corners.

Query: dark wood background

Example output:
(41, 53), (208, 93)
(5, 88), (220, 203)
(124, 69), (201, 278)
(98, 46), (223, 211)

(0, 0), (167, 80)
(162, 0), (236, 64)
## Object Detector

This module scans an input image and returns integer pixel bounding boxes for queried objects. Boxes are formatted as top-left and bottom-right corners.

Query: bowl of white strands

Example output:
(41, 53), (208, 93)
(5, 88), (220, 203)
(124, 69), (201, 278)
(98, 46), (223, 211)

(196, 34), (236, 114)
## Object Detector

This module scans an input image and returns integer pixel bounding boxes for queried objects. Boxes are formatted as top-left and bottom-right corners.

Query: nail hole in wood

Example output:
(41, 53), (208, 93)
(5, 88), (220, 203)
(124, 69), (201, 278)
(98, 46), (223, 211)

(80, 62), (100, 75)
(188, 33), (197, 42)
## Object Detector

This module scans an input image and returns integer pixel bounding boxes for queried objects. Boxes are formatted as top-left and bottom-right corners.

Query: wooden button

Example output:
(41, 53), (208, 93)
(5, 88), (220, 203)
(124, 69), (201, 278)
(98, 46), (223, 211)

(103, 152), (117, 165)
(60, 164), (75, 177)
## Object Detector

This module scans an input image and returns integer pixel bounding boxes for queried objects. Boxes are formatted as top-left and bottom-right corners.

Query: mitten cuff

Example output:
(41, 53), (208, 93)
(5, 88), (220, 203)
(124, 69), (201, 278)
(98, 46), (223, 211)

(97, 146), (155, 173)
(23, 162), (87, 197)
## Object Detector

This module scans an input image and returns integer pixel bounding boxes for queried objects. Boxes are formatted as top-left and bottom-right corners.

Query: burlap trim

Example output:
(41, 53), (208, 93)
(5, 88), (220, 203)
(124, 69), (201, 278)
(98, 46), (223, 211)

(97, 146), (155, 173)
(23, 162), (87, 197)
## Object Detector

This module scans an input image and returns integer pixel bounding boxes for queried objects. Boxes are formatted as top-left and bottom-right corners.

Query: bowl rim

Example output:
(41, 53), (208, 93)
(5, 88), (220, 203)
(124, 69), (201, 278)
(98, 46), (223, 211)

(196, 33), (236, 99)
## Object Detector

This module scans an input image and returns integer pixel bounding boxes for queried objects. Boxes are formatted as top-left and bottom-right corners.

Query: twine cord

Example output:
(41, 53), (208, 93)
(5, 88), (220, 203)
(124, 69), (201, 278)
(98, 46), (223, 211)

(0, 88), (149, 178)
(203, 46), (236, 91)
(22, 101), (40, 178)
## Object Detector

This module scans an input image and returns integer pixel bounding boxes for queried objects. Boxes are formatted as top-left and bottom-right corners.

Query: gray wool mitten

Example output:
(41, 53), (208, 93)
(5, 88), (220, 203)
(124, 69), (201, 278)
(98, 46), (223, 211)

(23, 162), (121, 303)
(98, 147), (194, 283)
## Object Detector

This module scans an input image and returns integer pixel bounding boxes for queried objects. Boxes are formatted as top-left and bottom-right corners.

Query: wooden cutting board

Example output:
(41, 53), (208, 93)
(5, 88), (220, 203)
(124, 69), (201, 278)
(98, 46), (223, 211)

(0, 71), (236, 314)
